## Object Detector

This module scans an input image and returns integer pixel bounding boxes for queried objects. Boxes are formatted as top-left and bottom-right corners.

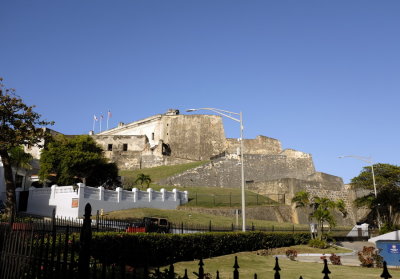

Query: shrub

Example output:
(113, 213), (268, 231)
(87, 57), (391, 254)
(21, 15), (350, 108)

(358, 246), (383, 268)
(329, 253), (341, 265)
(89, 231), (310, 267)
(308, 239), (329, 249)
(285, 249), (298, 261)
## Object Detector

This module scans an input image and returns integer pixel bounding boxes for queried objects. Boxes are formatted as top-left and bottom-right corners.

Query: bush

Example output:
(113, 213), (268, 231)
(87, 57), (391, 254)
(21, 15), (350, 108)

(358, 246), (383, 268)
(308, 239), (329, 249)
(329, 253), (341, 265)
(285, 249), (298, 261)
(89, 232), (310, 267)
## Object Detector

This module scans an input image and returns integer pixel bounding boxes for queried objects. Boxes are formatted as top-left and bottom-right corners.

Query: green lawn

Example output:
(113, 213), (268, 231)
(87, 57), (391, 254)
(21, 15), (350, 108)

(106, 207), (309, 230)
(165, 251), (400, 279)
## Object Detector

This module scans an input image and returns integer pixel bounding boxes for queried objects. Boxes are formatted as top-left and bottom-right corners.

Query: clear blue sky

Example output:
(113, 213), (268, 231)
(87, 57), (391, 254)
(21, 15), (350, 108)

(2, 1), (399, 183)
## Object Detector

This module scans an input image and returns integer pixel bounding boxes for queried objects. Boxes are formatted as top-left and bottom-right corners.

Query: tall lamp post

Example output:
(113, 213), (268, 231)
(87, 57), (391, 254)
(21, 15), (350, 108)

(338, 155), (380, 229)
(186, 108), (246, 232)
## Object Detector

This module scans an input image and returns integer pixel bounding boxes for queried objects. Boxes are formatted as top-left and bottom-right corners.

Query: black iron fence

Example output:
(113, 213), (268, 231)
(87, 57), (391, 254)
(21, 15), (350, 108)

(0, 203), (391, 279)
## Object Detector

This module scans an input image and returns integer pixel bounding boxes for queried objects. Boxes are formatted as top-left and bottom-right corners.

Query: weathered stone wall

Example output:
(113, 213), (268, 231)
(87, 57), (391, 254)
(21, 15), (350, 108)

(159, 153), (316, 188)
(161, 115), (226, 161)
(98, 114), (162, 147)
(93, 135), (149, 170)
(226, 135), (282, 155)
(248, 175), (358, 226)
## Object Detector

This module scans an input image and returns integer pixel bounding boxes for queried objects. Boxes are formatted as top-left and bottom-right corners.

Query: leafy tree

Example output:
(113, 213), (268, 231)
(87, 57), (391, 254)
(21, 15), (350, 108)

(9, 146), (33, 187)
(135, 173), (152, 189)
(352, 163), (400, 229)
(39, 135), (118, 186)
(351, 163), (400, 191)
(0, 78), (53, 217)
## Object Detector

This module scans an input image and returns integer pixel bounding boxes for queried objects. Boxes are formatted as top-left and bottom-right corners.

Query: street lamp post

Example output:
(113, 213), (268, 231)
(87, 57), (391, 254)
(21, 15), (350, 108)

(338, 155), (380, 229)
(187, 108), (246, 232)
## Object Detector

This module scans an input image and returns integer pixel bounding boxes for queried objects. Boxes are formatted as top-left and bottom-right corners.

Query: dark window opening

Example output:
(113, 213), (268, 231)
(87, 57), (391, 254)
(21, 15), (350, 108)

(152, 133), (155, 140)
(123, 144), (128, 151)
(107, 144), (113, 151)
(162, 143), (171, 156)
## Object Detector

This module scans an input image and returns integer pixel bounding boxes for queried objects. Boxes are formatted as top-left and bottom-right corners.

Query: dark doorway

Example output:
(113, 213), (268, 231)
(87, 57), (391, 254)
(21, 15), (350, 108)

(18, 191), (29, 212)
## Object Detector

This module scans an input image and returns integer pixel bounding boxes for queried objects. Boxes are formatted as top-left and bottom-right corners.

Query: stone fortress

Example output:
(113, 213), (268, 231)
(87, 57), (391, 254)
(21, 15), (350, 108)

(92, 109), (367, 226)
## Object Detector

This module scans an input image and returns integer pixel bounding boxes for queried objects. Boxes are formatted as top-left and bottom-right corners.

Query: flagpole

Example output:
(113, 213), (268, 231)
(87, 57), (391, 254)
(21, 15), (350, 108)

(107, 111), (109, 131)
(100, 115), (102, 133)
(92, 117), (95, 133)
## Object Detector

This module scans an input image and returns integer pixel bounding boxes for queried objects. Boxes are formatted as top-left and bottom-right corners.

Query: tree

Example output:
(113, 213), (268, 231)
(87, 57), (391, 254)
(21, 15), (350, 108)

(351, 163), (400, 191)
(9, 146), (33, 187)
(135, 173), (152, 189)
(39, 135), (118, 186)
(352, 163), (400, 229)
(0, 78), (53, 218)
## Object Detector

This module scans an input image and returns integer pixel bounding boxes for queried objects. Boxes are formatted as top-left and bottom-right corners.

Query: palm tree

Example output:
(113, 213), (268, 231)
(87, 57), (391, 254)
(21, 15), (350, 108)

(8, 146), (33, 188)
(135, 173), (152, 189)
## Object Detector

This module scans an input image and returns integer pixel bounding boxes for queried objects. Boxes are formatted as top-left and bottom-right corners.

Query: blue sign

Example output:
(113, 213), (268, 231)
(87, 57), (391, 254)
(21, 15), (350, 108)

(388, 244), (400, 254)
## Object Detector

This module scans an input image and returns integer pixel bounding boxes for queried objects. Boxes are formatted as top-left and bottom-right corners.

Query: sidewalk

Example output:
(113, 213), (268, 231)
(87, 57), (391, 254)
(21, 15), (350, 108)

(279, 241), (375, 266)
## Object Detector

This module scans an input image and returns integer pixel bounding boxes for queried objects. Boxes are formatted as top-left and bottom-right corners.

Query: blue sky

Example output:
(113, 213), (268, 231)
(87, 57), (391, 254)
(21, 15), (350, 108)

(2, 1), (399, 183)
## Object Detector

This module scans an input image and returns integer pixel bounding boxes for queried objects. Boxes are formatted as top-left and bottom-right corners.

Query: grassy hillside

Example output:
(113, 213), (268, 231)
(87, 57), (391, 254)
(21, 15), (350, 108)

(120, 162), (278, 207)
(105, 207), (308, 230)
(120, 161), (208, 185)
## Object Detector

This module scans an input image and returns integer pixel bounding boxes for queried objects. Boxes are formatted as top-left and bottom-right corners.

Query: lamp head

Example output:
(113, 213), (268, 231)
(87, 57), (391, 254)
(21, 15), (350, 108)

(186, 109), (198, 112)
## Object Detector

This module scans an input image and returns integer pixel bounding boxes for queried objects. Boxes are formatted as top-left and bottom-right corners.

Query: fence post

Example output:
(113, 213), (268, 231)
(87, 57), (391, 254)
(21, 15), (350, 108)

(78, 203), (92, 279)
(273, 257), (281, 279)
(196, 192), (197, 206)
(209, 220), (212, 232)
(181, 222), (184, 234)
(322, 259), (331, 279)
(147, 188), (153, 202)
(132, 188), (138, 202)
(381, 261), (392, 279)
(233, 256), (239, 279)
(116, 187), (122, 203)
(198, 259), (204, 279)
(230, 192), (232, 207)
(161, 188), (166, 202)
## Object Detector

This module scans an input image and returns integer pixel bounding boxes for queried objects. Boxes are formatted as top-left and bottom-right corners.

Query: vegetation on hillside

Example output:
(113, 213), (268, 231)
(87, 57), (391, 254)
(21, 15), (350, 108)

(120, 161), (208, 185)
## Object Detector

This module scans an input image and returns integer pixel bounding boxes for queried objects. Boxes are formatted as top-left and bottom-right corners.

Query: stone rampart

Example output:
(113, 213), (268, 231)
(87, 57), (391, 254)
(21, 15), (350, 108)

(248, 175), (359, 226)
(159, 153), (316, 188)
(161, 115), (226, 161)
(226, 135), (282, 155)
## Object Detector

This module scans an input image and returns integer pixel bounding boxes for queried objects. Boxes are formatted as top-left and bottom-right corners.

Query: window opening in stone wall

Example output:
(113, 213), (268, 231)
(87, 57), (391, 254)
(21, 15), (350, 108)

(162, 143), (171, 156)
(152, 133), (155, 140)
(108, 144), (113, 151)
(123, 144), (128, 151)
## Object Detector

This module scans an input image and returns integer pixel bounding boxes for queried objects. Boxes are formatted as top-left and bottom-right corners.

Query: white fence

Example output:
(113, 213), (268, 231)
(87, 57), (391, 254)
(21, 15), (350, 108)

(26, 183), (189, 219)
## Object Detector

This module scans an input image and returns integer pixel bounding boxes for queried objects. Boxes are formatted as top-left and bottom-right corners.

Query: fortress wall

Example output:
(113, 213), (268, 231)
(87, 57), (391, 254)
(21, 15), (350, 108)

(94, 135), (148, 152)
(161, 115), (226, 161)
(99, 115), (162, 147)
(93, 135), (149, 170)
(159, 154), (316, 188)
(248, 177), (357, 225)
(226, 135), (282, 155)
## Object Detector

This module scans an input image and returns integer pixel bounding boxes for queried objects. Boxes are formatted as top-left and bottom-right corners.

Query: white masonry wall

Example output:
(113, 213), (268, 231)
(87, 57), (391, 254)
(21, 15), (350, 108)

(26, 184), (188, 219)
